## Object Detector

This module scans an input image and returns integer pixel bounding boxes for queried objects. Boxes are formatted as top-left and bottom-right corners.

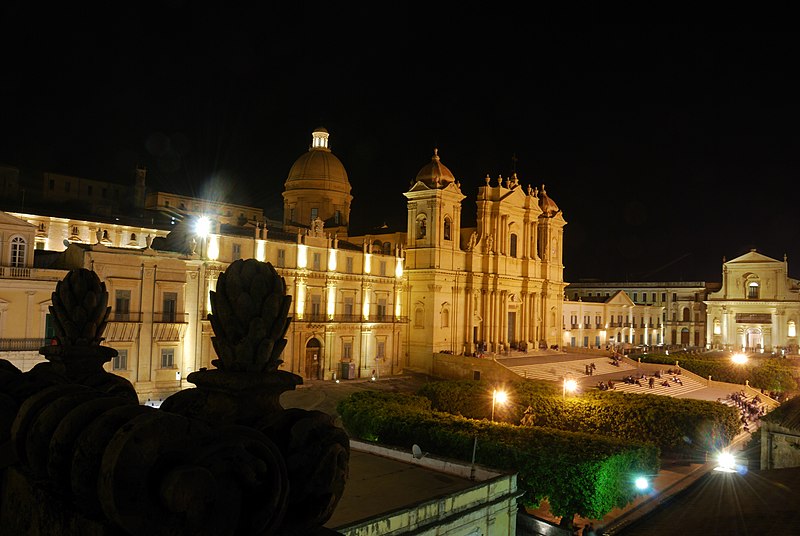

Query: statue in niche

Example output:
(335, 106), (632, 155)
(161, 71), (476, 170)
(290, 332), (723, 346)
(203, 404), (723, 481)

(467, 231), (477, 251)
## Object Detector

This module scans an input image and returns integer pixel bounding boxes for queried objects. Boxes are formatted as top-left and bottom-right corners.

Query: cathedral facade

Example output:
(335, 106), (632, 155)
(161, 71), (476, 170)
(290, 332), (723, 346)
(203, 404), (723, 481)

(705, 249), (800, 354)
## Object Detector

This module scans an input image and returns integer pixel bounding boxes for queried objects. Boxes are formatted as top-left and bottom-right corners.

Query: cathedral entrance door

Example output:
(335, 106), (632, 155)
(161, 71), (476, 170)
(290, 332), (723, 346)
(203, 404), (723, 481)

(746, 328), (763, 352)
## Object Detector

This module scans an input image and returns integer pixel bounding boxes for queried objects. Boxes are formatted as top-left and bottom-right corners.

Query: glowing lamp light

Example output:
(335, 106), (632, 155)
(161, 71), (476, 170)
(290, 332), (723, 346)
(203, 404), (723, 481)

(491, 389), (508, 422)
(563, 378), (578, 399)
(715, 451), (737, 473)
(194, 216), (211, 237)
(731, 353), (748, 365)
(634, 477), (649, 490)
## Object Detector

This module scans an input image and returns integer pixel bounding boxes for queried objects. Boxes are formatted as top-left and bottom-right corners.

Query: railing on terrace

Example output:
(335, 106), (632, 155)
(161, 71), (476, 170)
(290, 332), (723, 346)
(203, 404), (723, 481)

(0, 338), (51, 351)
(0, 266), (65, 281)
(152, 312), (189, 323)
(298, 313), (409, 323)
(108, 312), (143, 322)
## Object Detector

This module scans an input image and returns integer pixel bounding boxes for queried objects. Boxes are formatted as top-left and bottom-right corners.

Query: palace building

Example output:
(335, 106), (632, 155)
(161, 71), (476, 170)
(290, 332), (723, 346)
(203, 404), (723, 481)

(0, 127), (567, 400)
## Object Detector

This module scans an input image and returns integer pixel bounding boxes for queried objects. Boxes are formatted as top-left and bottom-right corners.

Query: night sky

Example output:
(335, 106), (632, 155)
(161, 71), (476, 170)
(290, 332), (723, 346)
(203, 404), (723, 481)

(2, 6), (798, 283)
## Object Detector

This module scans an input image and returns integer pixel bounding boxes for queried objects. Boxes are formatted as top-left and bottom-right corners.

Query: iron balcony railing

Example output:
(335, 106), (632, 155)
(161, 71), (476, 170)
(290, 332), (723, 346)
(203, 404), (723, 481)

(108, 312), (143, 322)
(153, 312), (189, 323)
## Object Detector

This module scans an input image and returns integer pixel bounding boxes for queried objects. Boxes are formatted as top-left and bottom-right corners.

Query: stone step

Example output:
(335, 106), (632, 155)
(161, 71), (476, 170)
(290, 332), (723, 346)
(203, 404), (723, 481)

(506, 358), (636, 382)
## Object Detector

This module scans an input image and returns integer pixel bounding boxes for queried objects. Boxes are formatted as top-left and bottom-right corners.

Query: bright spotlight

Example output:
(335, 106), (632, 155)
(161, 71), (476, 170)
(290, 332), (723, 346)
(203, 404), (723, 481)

(731, 353), (748, 365)
(715, 451), (737, 473)
(494, 390), (508, 405)
(194, 216), (211, 237)
(634, 477), (649, 490)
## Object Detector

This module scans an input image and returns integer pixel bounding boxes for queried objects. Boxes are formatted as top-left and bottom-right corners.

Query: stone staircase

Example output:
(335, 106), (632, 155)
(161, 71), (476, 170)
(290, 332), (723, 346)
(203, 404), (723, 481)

(505, 357), (707, 398)
(506, 357), (636, 382)
(603, 372), (706, 397)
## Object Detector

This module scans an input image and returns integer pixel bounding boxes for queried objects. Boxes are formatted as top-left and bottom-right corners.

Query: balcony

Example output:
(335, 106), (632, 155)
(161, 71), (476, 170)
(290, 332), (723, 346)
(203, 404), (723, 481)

(0, 338), (51, 352)
(297, 313), (409, 324)
(105, 311), (143, 342)
(0, 266), (65, 281)
(152, 312), (188, 341)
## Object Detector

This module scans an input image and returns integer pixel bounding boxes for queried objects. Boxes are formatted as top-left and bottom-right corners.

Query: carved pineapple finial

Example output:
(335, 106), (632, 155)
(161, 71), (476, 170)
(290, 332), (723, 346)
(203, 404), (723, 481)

(208, 259), (292, 372)
(49, 268), (110, 347)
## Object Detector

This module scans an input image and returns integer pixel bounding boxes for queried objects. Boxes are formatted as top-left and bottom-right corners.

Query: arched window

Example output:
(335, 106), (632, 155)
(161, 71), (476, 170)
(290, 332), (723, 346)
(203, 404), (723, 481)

(10, 236), (26, 267)
(443, 217), (451, 241)
(441, 307), (450, 328)
(682, 308), (691, 322)
(509, 233), (518, 257)
(382, 242), (392, 256)
(414, 306), (424, 328)
(416, 214), (427, 239)
(789, 320), (797, 338)
(748, 281), (760, 299)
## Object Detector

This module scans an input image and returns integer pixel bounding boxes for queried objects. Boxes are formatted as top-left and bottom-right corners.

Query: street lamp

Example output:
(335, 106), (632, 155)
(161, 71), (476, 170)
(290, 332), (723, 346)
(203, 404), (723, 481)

(731, 353), (748, 365)
(194, 216), (211, 258)
(491, 389), (508, 422)
(563, 377), (577, 400)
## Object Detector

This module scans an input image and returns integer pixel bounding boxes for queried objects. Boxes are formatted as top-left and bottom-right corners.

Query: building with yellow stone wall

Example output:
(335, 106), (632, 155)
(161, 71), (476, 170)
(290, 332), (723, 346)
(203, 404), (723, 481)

(0, 126), (568, 399)
(705, 249), (800, 354)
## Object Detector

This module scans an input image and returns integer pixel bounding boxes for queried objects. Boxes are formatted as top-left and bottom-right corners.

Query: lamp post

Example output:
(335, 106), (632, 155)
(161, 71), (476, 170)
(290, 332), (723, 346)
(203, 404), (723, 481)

(491, 389), (507, 422)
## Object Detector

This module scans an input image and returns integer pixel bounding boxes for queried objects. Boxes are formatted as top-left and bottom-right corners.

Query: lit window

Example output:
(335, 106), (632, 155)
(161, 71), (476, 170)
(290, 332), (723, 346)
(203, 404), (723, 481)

(113, 349), (128, 370)
(10, 236), (26, 267)
(748, 281), (760, 299)
(789, 321), (796, 338)
(160, 348), (175, 368)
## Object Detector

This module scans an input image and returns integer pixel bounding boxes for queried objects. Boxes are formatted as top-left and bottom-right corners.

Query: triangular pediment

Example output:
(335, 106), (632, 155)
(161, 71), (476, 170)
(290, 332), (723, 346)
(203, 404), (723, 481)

(727, 249), (782, 265)
(406, 181), (433, 193)
(606, 290), (634, 306)
(0, 211), (36, 229)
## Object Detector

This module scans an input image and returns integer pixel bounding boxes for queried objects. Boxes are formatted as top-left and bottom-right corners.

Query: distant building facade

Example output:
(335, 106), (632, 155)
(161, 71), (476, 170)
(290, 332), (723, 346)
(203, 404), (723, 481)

(561, 290), (665, 350)
(565, 280), (719, 349)
(705, 249), (800, 354)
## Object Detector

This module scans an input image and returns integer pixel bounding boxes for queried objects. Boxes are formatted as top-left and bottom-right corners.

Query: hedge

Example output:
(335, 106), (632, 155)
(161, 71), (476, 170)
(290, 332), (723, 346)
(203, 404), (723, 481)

(337, 390), (659, 521)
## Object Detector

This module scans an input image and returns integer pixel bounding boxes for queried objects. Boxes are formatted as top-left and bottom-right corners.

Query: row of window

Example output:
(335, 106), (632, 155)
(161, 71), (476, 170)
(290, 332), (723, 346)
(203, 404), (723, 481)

(49, 179), (120, 199)
(111, 348), (175, 371)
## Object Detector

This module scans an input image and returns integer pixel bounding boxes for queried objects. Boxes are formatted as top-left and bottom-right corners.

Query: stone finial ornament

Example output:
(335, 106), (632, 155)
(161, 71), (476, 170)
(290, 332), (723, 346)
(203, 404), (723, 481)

(207, 259), (292, 373)
(3, 261), (348, 535)
(49, 268), (111, 348)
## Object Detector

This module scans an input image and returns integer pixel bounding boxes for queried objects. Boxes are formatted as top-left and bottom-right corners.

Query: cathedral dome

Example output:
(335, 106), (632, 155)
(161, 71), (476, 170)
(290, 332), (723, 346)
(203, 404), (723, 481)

(415, 148), (455, 188)
(285, 127), (351, 194)
(538, 184), (560, 217)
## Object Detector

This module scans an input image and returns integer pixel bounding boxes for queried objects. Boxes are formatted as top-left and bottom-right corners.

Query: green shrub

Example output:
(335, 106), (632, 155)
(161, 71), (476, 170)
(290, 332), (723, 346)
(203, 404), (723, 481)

(337, 389), (659, 521)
